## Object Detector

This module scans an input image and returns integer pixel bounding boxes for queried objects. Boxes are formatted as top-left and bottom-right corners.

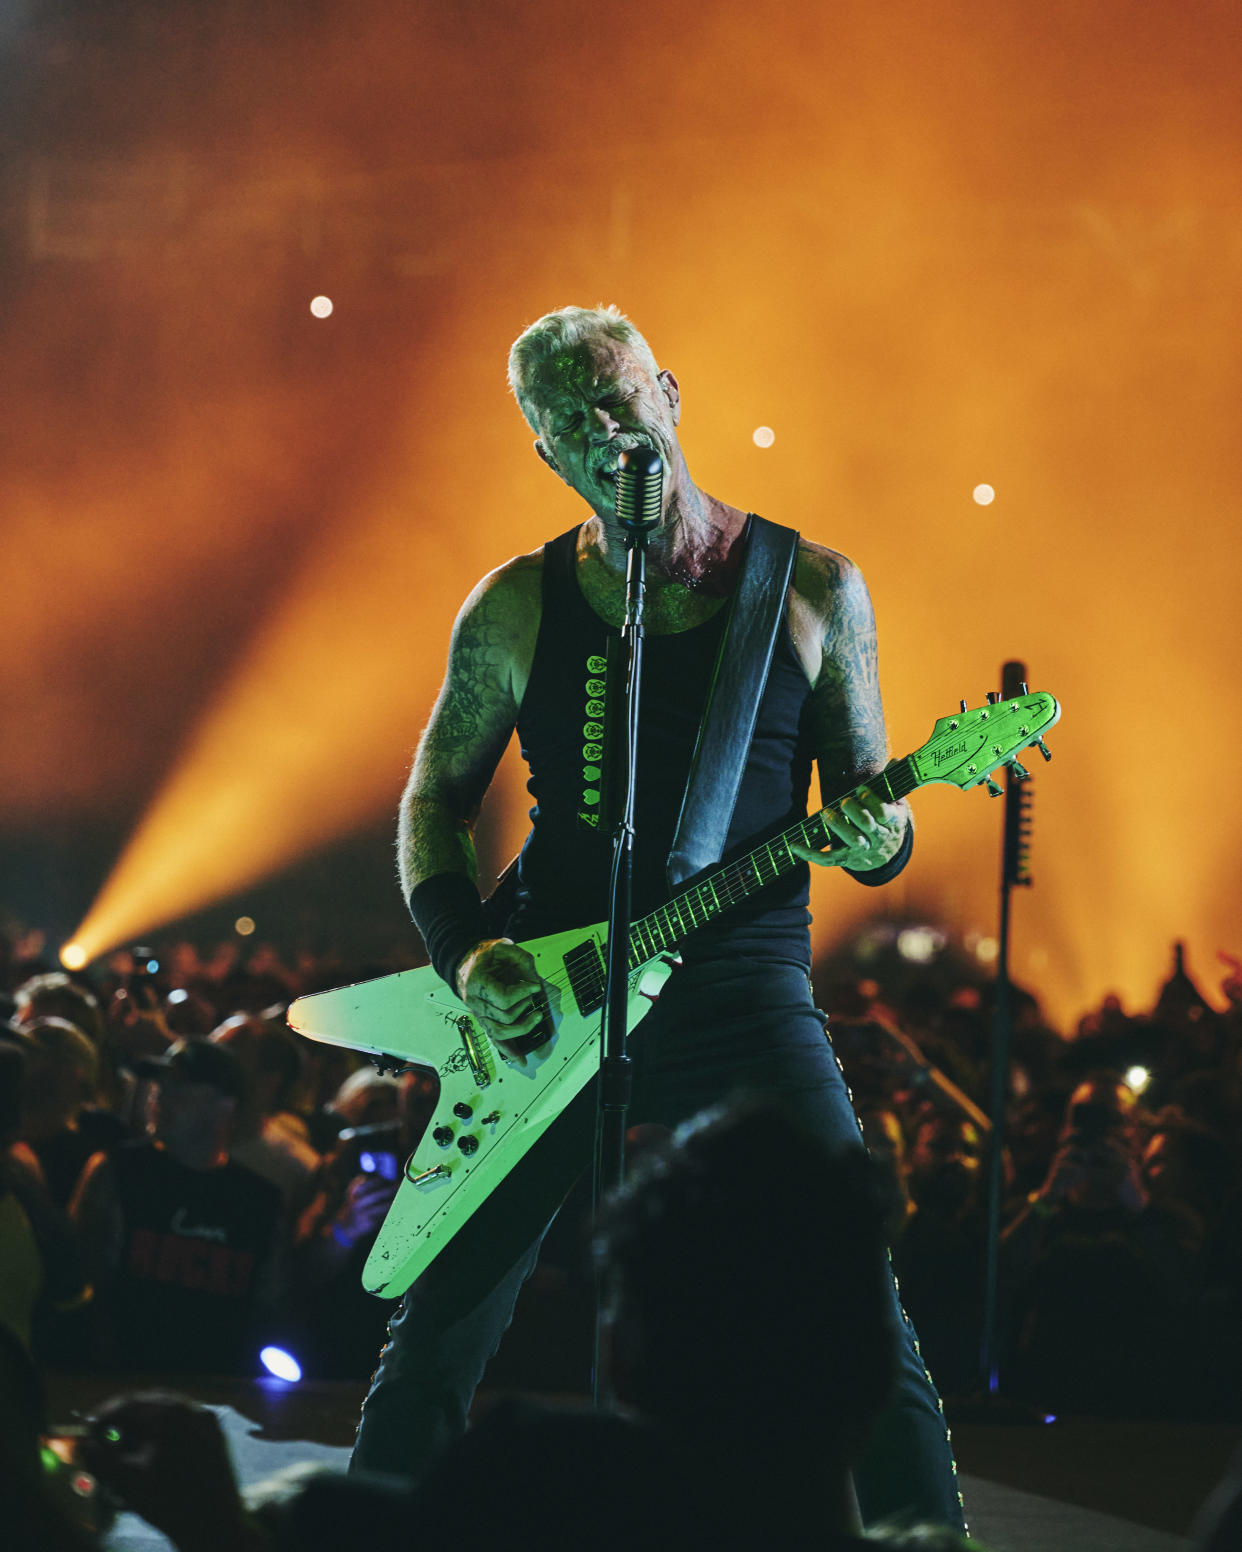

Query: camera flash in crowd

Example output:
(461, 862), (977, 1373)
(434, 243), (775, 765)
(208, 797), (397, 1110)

(235, 915), (256, 936)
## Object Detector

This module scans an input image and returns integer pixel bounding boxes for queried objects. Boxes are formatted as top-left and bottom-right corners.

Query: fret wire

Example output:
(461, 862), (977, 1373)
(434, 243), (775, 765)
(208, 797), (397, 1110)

(628, 755), (922, 957)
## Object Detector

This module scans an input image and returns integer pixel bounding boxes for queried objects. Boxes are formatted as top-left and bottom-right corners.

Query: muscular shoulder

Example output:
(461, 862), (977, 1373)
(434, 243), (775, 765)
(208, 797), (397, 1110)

(792, 537), (866, 614)
(788, 539), (873, 687)
(450, 548), (543, 705)
(458, 548), (542, 636)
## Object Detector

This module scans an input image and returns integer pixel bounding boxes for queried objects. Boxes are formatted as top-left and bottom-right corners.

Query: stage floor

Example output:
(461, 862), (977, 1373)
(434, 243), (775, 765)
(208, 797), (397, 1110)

(46, 1374), (1235, 1551)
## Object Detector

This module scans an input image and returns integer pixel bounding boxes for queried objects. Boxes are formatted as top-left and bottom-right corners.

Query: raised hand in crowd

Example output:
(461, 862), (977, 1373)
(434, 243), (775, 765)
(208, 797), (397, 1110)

(79, 1391), (271, 1552)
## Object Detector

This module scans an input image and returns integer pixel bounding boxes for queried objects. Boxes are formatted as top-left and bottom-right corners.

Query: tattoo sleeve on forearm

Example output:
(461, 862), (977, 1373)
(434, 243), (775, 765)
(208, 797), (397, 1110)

(811, 556), (890, 797)
(397, 578), (518, 896)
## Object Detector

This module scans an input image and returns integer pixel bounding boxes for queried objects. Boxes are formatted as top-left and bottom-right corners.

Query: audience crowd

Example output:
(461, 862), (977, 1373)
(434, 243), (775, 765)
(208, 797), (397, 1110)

(2, 916), (1241, 1549)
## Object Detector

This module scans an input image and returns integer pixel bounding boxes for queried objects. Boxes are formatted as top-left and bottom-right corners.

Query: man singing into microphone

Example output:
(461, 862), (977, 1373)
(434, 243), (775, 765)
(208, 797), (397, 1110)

(352, 305), (963, 1530)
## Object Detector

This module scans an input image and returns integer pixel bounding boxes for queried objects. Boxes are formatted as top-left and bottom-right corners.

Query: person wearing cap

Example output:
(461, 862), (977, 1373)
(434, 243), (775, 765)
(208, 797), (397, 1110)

(69, 1039), (282, 1376)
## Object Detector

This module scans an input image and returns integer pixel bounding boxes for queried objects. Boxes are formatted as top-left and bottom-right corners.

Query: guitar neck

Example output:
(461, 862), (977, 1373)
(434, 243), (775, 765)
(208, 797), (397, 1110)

(628, 756), (920, 968)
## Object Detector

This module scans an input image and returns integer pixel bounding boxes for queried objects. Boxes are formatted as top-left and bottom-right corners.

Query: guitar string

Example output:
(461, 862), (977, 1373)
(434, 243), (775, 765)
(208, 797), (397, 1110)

(517, 716), (1040, 1016)
(529, 756), (923, 1014)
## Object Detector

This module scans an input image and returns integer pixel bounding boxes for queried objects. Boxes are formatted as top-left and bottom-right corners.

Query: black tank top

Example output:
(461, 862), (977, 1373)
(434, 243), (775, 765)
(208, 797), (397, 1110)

(510, 523), (817, 963)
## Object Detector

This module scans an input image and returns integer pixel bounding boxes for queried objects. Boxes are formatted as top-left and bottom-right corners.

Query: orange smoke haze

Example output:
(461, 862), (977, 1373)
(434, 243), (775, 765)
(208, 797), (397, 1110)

(4, 0), (1241, 1027)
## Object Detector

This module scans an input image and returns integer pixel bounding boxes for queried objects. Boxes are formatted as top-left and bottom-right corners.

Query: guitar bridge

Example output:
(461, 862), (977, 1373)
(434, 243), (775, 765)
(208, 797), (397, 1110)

(454, 1014), (493, 1088)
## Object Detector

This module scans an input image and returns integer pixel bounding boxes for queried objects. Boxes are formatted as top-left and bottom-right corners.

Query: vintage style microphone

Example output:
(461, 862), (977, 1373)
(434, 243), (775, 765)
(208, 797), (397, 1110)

(593, 443), (662, 1405)
(613, 443), (663, 534)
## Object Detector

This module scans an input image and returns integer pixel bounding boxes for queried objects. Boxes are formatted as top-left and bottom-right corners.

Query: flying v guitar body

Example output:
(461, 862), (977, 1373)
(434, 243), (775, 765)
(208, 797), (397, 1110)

(287, 924), (673, 1298)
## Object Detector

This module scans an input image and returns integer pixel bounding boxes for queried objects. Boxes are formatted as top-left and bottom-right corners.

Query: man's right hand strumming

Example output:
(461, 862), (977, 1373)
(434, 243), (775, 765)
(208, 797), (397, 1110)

(455, 938), (551, 1065)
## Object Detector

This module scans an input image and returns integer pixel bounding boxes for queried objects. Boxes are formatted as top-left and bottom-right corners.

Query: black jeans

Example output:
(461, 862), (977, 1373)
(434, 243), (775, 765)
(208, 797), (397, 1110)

(349, 954), (965, 1530)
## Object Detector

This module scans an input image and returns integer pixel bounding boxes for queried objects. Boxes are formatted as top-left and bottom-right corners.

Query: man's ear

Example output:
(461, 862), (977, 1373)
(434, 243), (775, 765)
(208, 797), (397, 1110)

(657, 369), (681, 426)
(534, 438), (563, 477)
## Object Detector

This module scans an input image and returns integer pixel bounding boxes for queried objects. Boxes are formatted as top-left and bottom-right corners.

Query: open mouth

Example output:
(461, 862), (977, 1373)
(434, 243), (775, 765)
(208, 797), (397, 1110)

(596, 442), (652, 484)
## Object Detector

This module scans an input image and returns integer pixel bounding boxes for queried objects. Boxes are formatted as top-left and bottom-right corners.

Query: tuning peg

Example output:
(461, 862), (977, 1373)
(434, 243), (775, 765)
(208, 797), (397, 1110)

(986, 691), (1000, 705)
(959, 698), (968, 713)
(1035, 739), (1052, 762)
(985, 777), (1004, 797)
(1010, 761), (1030, 782)
(1020, 681), (1029, 695)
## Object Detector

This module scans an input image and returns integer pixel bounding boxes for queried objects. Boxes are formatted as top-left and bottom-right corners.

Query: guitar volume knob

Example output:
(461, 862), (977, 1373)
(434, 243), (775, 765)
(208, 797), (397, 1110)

(432, 1126), (454, 1148)
(457, 1135), (479, 1156)
(452, 1102), (474, 1121)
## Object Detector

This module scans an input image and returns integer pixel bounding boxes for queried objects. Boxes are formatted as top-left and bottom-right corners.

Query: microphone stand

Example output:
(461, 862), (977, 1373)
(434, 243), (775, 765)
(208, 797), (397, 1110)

(592, 456), (658, 1405)
(954, 662), (1051, 1429)
(980, 659), (1032, 1396)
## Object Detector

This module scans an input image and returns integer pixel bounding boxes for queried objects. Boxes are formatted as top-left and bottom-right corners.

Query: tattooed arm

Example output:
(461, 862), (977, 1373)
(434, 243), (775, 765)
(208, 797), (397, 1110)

(397, 558), (536, 894)
(398, 553), (550, 1052)
(788, 542), (910, 873)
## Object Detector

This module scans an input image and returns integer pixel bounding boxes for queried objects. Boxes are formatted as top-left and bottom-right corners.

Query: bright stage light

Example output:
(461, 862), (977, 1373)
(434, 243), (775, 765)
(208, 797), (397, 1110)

(235, 915), (256, 936)
(60, 942), (88, 971)
(61, 444), (477, 965)
(259, 1345), (302, 1382)
(1125, 1064), (1151, 1094)
(972, 484), (995, 506)
(309, 295), (334, 318)
(975, 936), (999, 964)
(752, 426), (775, 448)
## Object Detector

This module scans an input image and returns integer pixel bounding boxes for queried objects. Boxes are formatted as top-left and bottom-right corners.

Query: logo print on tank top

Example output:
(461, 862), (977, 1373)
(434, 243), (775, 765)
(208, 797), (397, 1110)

(578, 652), (608, 829)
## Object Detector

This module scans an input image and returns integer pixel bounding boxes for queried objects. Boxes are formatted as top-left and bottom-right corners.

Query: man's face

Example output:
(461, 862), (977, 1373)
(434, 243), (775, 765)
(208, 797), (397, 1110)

(147, 1074), (233, 1156)
(528, 337), (680, 520)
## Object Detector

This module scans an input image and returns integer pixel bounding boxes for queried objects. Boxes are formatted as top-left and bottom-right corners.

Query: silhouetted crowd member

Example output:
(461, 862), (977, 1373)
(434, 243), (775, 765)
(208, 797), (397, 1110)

(402, 1102), (976, 1547)
(12, 970), (115, 1087)
(586, 1101), (901, 1542)
(0, 1034), (91, 1362)
(0, 1318), (97, 1552)
(13, 1017), (126, 1209)
(209, 1011), (320, 1208)
(892, 1114), (987, 1395)
(69, 1039), (282, 1375)
(1000, 1073), (1209, 1415)
(282, 1068), (425, 1380)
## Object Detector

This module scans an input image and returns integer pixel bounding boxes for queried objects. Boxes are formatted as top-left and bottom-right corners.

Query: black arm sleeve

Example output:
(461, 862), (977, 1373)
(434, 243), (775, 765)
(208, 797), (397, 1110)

(844, 812), (913, 887)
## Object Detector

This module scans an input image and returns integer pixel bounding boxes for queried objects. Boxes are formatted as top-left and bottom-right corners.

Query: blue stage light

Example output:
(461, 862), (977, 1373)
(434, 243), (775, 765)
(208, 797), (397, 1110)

(259, 1345), (303, 1383)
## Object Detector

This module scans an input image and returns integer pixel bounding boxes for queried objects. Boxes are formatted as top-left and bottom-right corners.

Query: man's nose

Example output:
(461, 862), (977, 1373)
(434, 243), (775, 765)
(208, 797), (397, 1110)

(590, 405), (621, 438)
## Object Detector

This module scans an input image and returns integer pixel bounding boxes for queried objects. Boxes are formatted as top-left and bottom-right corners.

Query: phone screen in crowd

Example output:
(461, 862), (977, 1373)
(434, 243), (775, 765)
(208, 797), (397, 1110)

(358, 1150), (400, 1181)
(41, 1427), (117, 1536)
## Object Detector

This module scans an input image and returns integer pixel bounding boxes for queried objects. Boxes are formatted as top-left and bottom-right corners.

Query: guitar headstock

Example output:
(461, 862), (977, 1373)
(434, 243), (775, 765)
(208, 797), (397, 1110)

(908, 691), (1061, 793)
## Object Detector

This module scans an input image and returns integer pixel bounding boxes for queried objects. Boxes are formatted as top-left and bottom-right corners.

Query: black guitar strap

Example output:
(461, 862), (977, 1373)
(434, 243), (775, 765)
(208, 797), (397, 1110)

(666, 514), (800, 890)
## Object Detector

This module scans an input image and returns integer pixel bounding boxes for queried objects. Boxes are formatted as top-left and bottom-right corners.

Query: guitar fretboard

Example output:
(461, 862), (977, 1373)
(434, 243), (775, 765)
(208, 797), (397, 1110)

(627, 754), (918, 967)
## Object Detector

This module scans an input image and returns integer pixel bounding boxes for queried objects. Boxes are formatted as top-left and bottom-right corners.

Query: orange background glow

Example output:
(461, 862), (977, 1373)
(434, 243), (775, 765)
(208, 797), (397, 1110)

(3, 1), (1240, 1028)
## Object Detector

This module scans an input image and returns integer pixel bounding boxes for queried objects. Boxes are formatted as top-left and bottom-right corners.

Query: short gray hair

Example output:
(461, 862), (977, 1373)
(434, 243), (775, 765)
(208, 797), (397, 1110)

(507, 304), (660, 430)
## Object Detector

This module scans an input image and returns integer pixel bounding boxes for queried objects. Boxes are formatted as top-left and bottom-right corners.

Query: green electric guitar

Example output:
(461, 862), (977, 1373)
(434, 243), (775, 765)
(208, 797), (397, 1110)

(288, 689), (1060, 1298)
